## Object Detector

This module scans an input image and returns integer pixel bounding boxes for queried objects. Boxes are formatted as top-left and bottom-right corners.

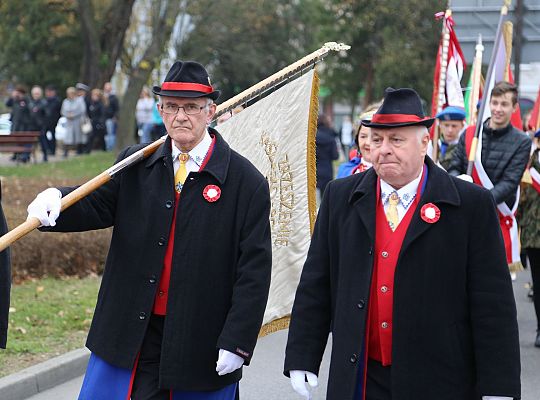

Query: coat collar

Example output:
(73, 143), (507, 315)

(348, 157), (461, 245)
(145, 126), (231, 184)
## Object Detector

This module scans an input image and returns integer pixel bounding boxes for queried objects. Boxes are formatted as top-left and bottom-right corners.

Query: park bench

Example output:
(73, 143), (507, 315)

(0, 131), (41, 164)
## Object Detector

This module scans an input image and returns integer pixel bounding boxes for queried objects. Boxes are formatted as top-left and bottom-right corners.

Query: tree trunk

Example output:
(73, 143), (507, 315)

(115, 0), (185, 153)
(77, 0), (136, 89)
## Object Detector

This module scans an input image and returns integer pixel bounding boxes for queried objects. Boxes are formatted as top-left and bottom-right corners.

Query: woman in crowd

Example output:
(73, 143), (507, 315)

(336, 103), (380, 178)
(86, 89), (107, 153)
(135, 87), (155, 144)
(60, 87), (86, 157)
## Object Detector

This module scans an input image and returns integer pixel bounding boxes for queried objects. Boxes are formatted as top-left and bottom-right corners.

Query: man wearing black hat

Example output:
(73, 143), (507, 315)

(26, 61), (272, 399)
(284, 88), (520, 400)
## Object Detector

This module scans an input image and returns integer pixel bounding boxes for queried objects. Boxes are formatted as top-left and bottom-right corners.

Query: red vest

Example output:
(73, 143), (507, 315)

(367, 169), (424, 365)
(153, 137), (216, 315)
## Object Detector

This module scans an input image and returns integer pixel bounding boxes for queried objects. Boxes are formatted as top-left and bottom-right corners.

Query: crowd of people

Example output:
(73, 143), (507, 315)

(0, 56), (537, 400)
(3, 81), (120, 161)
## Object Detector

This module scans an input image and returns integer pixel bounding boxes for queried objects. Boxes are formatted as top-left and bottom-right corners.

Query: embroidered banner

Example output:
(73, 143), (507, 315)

(218, 70), (318, 327)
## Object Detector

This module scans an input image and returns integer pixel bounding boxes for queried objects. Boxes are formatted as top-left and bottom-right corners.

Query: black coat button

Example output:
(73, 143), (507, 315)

(368, 247), (373, 255)
(149, 275), (157, 284)
(165, 200), (173, 209)
(350, 354), (357, 363)
(139, 312), (147, 320)
(357, 300), (365, 309)
(158, 237), (166, 246)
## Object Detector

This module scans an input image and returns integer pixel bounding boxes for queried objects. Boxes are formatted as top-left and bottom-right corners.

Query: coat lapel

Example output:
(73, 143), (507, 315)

(349, 169), (378, 243)
(400, 158), (461, 256)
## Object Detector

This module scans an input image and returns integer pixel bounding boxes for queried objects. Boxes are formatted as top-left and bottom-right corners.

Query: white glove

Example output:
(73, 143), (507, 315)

(457, 174), (473, 183)
(27, 188), (62, 227)
(215, 349), (244, 376)
(290, 370), (318, 399)
(482, 397), (513, 400)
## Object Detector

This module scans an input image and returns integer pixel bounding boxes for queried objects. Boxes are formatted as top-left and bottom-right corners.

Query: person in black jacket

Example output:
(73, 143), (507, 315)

(26, 61), (271, 400)
(5, 86), (31, 162)
(103, 82), (119, 151)
(28, 86), (49, 162)
(44, 85), (62, 156)
(316, 114), (339, 197)
(85, 89), (107, 153)
(0, 181), (10, 349)
(285, 88), (520, 400)
(448, 81), (531, 274)
(5, 85), (30, 132)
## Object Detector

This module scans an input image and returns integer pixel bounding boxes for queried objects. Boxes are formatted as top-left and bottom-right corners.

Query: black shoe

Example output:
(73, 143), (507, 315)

(535, 332), (540, 348)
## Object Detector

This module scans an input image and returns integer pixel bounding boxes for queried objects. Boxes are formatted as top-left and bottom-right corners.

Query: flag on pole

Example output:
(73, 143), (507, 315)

(528, 86), (540, 131)
(478, 21), (522, 130)
(463, 35), (484, 125)
(431, 12), (466, 124)
(218, 69), (318, 330)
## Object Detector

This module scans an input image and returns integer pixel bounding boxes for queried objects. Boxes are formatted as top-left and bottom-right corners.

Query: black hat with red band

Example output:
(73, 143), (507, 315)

(152, 60), (220, 101)
(361, 87), (435, 128)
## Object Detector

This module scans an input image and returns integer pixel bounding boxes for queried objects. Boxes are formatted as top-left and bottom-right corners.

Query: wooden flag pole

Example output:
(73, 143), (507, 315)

(466, 0), (511, 176)
(468, 35), (484, 126)
(0, 42), (350, 252)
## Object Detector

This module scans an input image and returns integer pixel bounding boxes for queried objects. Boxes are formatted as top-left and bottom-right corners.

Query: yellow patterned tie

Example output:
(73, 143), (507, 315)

(386, 191), (399, 231)
(174, 153), (189, 193)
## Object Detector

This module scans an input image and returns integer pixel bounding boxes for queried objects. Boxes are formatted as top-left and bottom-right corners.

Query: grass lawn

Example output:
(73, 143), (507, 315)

(0, 275), (101, 377)
(0, 153), (114, 377)
(0, 151), (116, 179)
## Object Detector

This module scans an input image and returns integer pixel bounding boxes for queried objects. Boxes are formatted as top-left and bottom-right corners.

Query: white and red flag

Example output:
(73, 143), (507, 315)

(467, 19), (523, 269)
(430, 11), (466, 129)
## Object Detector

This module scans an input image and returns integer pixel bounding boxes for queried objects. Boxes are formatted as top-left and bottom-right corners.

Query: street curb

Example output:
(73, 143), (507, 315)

(0, 348), (89, 400)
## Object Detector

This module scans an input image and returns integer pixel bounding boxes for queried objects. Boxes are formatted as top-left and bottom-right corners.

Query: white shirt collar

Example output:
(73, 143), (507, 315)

(171, 130), (212, 167)
(380, 167), (424, 209)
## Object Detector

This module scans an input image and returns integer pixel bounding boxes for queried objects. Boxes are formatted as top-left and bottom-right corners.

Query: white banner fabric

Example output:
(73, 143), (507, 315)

(217, 70), (317, 325)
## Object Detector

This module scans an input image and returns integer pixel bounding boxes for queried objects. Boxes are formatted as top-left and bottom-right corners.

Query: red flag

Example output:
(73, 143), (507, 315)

(430, 13), (466, 138)
(528, 86), (540, 131)
(507, 69), (523, 130)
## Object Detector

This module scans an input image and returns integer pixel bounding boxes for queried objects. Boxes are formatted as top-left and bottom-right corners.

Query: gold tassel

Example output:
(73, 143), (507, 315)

(508, 261), (523, 273)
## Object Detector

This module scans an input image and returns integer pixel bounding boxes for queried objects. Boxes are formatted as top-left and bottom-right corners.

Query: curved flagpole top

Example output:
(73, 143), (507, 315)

(322, 42), (351, 52)
(214, 42), (350, 120)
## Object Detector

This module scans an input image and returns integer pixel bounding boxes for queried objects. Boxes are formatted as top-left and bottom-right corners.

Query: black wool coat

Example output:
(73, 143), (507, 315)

(44, 129), (272, 391)
(284, 158), (521, 400)
(0, 181), (11, 349)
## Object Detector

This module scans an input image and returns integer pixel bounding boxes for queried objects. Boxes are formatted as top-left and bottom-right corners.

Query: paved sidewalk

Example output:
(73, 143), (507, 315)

(13, 271), (540, 399)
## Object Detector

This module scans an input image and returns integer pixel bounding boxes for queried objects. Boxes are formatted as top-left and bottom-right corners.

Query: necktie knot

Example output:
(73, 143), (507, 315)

(175, 153), (189, 192)
(388, 191), (399, 206)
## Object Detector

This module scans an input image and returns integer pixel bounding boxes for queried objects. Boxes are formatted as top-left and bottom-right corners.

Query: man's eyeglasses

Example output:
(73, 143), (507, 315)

(161, 103), (208, 115)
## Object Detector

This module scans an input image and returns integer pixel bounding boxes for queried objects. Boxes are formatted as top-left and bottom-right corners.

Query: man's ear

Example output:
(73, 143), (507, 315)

(207, 103), (217, 124)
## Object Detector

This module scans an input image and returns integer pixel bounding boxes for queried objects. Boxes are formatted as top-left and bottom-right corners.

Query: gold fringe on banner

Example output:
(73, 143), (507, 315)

(307, 70), (320, 234)
(259, 316), (291, 338)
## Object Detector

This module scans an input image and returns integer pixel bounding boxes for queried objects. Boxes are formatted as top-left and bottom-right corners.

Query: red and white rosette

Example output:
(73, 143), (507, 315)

(203, 185), (221, 202)
(420, 203), (440, 224)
